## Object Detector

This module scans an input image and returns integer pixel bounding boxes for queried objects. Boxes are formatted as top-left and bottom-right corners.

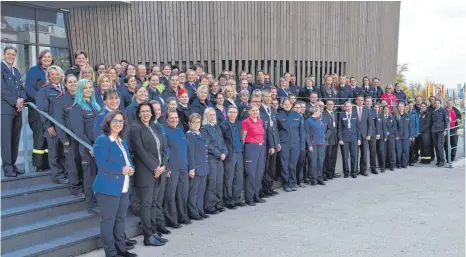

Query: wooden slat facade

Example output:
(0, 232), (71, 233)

(68, 1), (400, 87)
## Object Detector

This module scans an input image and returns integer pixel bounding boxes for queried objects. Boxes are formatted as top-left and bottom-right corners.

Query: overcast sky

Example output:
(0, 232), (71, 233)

(398, 0), (466, 88)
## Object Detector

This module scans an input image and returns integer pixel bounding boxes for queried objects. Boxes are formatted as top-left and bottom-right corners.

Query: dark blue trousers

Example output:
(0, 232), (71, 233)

(244, 143), (265, 203)
(296, 150), (306, 184)
(432, 132), (445, 163)
(385, 135), (396, 168)
(63, 138), (81, 191)
(96, 192), (129, 257)
(79, 147), (98, 209)
(396, 139), (410, 167)
(223, 152), (244, 206)
(164, 169), (189, 225)
(188, 175), (207, 219)
(341, 141), (358, 175)
(377, 139), (386, 170)
(138, 178), (161, 239)
(44, 132), (66, 180)
(204, 159), (224, 211)
(156, 172), (167, 230)
(309, 145), (326, 182)
(279, 144), (299, 188)
(1, 113), (22, 174)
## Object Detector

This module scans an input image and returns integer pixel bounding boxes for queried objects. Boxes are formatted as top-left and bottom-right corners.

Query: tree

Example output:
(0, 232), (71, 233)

(396, 63), (409, 84)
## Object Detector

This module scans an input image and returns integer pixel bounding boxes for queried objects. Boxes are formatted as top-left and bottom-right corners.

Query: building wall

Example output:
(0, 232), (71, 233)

(68, 1), (400, 86)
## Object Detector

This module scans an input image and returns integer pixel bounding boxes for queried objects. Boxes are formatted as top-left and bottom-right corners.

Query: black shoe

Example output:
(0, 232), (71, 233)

(180, 219), (192, 225)
(437, 162), (445, 167)
(270, 190), (279, 195)
(408, 163), (414, 166)
(401, 166), (407, 169)
(216, 207), (226, 212)
(351, 174), (357, 179)
(205, 209), (219, 215)
(396, 166), (401, 169)
(157, 227), (171, 235)
(167, 223), (182, 229)
(291, 186), (297, 191)
(126, 238), (137, 245)
(284, 187), (292, 192)
(359, 171), (368, 176)
(236, 202), (247, 207)
(254, 198), (266, 204)
(116, 248), (138, 257)
(317, 180), (326, 185)
(125, 244), (134, 251)
(380, 169), (385, 173)
(259, 192), (270, 198)
(88, 206), (100, 214)
(344, 174), (349, 178)
(246, 201), (256, 206)
(190, 216), (203, 221)
(310, 181), (317, 186)
(323, 176), (328, 181)
(390, 167), (394, 171)
(4, 171), (17, 177)
(326, 174), (333, 180)
(35, 168), (48, 172)
(201, 214), (210, 219)
(153, 235), (168, 243)
(371, 170), (379, 175)
(333, 173), (342, 178)
(143, 236), (165, 247)
(226, 204), (237, 210)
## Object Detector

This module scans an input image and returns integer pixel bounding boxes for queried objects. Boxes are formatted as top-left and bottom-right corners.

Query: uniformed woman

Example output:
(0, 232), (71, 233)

(214, 93), (227, 124)
(124, 85), (149, 126)
(93, 88), (121, 140)
(36, 65), (67, 183)
(1, 46), (27, 177)
(277, 98), (305, 192)
(242, 105), (267, 206)
(130, 102), (168, 247)
(223, 84), (238, 109)
(119, 64), (137, 85)
(220, 106), (246, 208)
(186, 113), (210, 220)
(95, 74), (111, 108)
(176, 88), (191, 132)
(408, 102), (420, 165)
(120, 75), (137, 109)
(25, 49), (53, 172)
(94, 63), (106, 78)
(304, 105), (327, 185)
(418, 102), (433, 164)
(164, 110), (190, 228)
(79, 65), (95, 82)
(201, 107), (228, 214)
(191, 85), (212, 115)
(53, 74), (82, 195)
(70, 79), (102, 213)
(147, 73), (165, 110)
(373, 103), (387, 173)
(383, 106), (397, 170)
(431, 100), (448, 167)
(395, 102), (413, 169)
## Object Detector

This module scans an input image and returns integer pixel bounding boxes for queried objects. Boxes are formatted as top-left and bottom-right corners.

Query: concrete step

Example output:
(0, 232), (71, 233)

(1, 211), (99, 254)
(2, 216), (141, 257)
(1, 171), (52, 190)
(1, 195), (86, 231)
(1, 183), (70, 210)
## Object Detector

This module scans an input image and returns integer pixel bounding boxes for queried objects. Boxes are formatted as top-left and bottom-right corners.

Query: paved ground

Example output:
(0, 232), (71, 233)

(82, 164), (465, 257)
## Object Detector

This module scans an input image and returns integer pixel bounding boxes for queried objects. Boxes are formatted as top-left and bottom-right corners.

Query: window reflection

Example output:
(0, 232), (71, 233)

(1, 4), (36, 43)
(37, 10), (68, 48)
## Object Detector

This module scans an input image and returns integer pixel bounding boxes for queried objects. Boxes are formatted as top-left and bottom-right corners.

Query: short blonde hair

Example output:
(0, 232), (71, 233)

(222, 84), (237, 99)
(79, 65), (95, 82)
(46, 65), (65, 85)
(202, 107), (216, 125)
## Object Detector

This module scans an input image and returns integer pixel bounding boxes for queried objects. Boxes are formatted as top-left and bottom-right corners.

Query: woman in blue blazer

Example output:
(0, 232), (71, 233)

(93, 110), (137, 257)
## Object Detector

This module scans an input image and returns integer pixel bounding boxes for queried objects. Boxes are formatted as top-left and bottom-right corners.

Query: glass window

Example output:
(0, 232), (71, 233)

(1, 43), (36, 81)
(37, 10), (68, 48)
(1, 3), (36, 43)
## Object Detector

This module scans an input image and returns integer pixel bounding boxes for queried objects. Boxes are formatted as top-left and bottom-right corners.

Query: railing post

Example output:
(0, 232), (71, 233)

(463, 118), (466, 162)
(21, 107), (31, 174)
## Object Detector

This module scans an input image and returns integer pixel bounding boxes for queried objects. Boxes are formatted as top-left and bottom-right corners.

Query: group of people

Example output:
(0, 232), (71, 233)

(1, 47), (462, 257)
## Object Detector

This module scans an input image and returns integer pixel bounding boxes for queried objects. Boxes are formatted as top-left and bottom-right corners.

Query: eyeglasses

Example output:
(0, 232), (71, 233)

(111, 119), (124, 124)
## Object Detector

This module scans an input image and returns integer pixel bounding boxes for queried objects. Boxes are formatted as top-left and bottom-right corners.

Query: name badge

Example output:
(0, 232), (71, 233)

(333, 121), (336, 127)
(343, 118), (347, 120)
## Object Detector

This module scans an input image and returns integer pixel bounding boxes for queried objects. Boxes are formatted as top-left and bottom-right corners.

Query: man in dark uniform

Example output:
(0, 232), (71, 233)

(1, 46), (26, 177)
(338, 101), (361, 178)
(252, 71), (271, 91)
(259, 90), (280, 197)
(418, 102), (433, 164)
(365, 96), (378, 174)
(322, 100), (340, 179)
(353, 95), (373, 176)
(65, 50), (89, 77)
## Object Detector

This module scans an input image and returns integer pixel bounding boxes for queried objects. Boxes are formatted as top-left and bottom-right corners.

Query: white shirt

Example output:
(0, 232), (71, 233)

(109, 135), (130, 193)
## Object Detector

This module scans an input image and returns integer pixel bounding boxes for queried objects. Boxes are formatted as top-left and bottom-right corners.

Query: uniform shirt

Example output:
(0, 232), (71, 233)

(165, 125), (188, 171)
(305, 116), (326, 146)
(230, 122), (242, 152)
(110, 135), (130, 193)
(242, 116), (265, 144)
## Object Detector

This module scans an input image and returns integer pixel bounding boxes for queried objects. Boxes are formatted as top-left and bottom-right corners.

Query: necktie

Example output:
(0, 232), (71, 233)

(347, 113), (351, 129)
(358, 107), (362, 121)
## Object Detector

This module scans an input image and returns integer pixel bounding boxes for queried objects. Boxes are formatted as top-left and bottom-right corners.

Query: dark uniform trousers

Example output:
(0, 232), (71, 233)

(204, 160), (224, 211)
(385, 135), (396, 168)
(224, 152), (244, 206)
(323, 144), (338, 177)
(80, 148), (98, 208)
(444, 131), (458, 162)
(358, 139), (369, 172)
(139, 178), (162, 239)
(95, 193), (129, 257)
(1, 112), (22, 174)
(45, 132), (67, 181)
(244, 143), (265, 203)
(296, 150), (306, 184)
(63, 139), (82, 191)
(262, 151), (277, 193)
(164, 169), (189, 225)
(309, 145), (326, 182)
(156, 172), (167, 230)
(342, 141), (358, 176)
(281, 143), (300, 188)
(396, 139), (410, 167)
(28, 108), (49, 170)
(368, 137), (378, 171)
(432, 132), (445, 163)
(188, 175), (207, 219)
(376, 139), (386, 170)
(419, 132), (432, 162)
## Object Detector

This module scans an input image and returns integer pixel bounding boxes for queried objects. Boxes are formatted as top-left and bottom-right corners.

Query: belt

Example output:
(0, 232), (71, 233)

(245, 142), (263, 146)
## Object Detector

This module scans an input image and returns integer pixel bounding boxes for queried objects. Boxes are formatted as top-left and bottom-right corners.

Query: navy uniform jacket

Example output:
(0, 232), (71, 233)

(161, 86), (177, 102)
(259, 105), (279, 149)
(53, 91), (75, 144)
(337, 111), (360, 142)
(65, 66), (81, 77)
(394, 90), (407, 104)
(352, 105), (373, 139)
(93, 135), (134, 196)
(186, 131), (209, 176)
(184, 81), (198, 100)
(322, 110), (338, 145)
(36, 84), (64, 129)
(70, 103), (101, 152)
(363, 86), (382, 101)
(385, 114), (398, 138)
(190, 98), (212, 116)
(252, 81), (271, 91)
(299, 86), (320, 102)
(320, 86), (339, 104)
(215, 106), (227, 125)
(375, 112), (388, 140)
(396, 113), (413, 139)
(124, 100), (140, 128)
(159, 76), (170, 89)
(340, 86), (364, 104)
(176, 104), (192, 132)
(119, 86), (134, 110)
(94, 108), (109, 141)
(288, 84), (301, 96)
(418, 111), (432, 135)
(219, 120), (243, 156)
(95, 90), (105, 109)
(147, 86), (165, 110)
(165, 126), (188, 171)
(135, 76), (144, 86)
(304, 116), (327, 146)
(200, 124), (228, 161)
(25, 64), (47, 103)
(277, 87), (291, 99)
(276, 110), (305, 149)
(431, 108), (448, 133)
(1, 62), (26, 115)
(368, 108), (378, 137)
(130, 120), (168, 187)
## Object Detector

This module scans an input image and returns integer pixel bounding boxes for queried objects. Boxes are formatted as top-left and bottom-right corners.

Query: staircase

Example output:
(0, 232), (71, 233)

(1, 109), (141, 257)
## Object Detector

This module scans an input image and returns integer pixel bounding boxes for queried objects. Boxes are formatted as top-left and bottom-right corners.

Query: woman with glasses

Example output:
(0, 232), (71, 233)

(70, 79), (102, 213)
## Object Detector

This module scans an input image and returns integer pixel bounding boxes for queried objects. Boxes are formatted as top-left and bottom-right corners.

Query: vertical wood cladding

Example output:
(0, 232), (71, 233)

(68, 1), (400, 87)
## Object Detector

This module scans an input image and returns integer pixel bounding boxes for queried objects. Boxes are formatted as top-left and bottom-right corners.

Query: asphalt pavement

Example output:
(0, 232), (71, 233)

(81, 163), (465, 257)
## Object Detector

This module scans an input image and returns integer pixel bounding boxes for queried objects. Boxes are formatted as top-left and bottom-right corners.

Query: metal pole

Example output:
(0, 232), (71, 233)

(446, 118), (451, 167)
(463, 118), (466, 162)
(21, 107), (31, 174)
